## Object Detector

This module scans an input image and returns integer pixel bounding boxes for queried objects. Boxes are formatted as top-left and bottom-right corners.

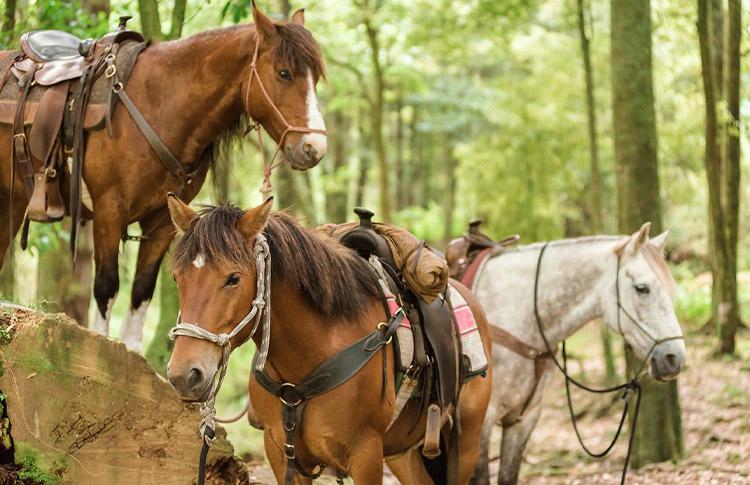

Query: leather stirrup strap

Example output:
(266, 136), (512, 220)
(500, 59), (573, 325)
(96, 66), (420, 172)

(13, 67), (38, 199)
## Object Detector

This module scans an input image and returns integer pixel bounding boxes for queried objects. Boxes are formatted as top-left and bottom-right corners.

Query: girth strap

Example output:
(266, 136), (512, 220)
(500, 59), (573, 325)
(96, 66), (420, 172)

(253, 310), (404, 485)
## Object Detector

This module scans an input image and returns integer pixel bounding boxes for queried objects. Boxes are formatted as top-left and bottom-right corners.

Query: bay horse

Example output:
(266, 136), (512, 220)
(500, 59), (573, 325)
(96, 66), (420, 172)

(165, 196), (493, 484)
(0, 5), (327, 351)
(469, 223), (686, 484)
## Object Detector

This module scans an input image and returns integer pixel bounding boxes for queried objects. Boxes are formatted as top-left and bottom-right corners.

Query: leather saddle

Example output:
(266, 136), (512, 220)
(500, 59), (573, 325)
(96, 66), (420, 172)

(445, 219), (520, 280)
(1, 16), (145, 247)
(340, 208), (462, 418)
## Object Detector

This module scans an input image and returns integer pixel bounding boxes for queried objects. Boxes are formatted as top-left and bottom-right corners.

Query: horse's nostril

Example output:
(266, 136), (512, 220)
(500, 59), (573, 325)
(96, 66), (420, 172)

(303, 143), (317, 159)
(665, 353), (678, 371)
(187, 367), (204, 390)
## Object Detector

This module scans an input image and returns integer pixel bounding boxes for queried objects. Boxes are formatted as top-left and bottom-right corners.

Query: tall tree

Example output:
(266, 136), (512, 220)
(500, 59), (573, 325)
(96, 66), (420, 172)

(577, 0), (615, 382)
(137, 0), (187, 41)
(611, 0), (683, 467)
(698, 0), (742, 354)
(2, 0), (16, 35)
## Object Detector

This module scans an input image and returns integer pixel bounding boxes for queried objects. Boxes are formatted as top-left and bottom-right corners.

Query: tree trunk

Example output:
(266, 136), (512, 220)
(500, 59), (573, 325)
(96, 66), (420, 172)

(364, 20), (391, 221)
(577, 0), (604, 233)
(394, 96), (405, 212)
(144, 259), (177, 376)
(443, 141), (457, 243)
(2, 0), (17, 34)
(577, 0), (614, 382)
(137, 0), (163, 41)
(167, 0), (187, 39)
(611, 0), (683, 467)
(326, 110), (349, 222)
(718, 0), (741, 354)
(81, 0), (110, 15)
(36, 222), (92, 326)
(410, 104), (423, 207)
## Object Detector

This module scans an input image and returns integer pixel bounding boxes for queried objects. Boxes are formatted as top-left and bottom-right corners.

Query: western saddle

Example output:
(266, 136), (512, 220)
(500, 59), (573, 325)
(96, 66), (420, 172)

(445, 219), (520, 285)
(0, 17), (145, 251)
(339, 208), (464, 479)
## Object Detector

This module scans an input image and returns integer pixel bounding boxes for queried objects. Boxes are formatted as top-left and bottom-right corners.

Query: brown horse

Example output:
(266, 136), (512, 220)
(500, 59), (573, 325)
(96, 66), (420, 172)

(165, 197), (493, 484)
(0, 5), (326, 351)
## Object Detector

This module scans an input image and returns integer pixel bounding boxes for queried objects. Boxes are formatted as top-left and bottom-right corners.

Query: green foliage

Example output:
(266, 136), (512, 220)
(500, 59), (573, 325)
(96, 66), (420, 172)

(15, 443), (67, 485)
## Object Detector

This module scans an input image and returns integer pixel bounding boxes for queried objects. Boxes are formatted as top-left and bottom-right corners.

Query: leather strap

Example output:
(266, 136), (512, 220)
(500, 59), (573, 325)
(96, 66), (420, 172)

(253, 311), (403, 485)
(459, 247), (494, 289)
(114, 86), (186, 181)
(489, 325), (552, 361)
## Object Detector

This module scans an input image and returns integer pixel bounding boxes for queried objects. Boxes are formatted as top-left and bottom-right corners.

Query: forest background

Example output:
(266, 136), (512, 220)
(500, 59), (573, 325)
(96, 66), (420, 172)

(0, 0), (748, 480)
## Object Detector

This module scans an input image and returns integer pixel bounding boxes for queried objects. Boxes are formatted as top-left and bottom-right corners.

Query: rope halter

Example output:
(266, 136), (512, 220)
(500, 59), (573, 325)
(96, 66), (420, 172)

(169, 234), (273, 446)
(242, 34), (327, 197)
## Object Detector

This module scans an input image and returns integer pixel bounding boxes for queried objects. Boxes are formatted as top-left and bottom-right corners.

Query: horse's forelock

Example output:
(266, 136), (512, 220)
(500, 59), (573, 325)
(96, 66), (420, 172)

(274, 22), (325, 80)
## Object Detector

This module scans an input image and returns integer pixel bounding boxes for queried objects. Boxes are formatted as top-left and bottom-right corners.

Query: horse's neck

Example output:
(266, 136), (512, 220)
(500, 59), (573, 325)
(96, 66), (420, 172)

(138, 27), (253, 166)
(485, 239), (619, 347)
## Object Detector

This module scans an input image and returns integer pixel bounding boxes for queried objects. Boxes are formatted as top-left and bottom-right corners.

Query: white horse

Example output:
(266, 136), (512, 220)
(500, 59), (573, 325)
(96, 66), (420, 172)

(469, 222), (686, 485)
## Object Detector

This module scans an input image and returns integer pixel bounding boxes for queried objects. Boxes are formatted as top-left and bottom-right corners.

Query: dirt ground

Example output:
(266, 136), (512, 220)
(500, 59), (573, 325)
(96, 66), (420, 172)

(245, 334), (749, 484)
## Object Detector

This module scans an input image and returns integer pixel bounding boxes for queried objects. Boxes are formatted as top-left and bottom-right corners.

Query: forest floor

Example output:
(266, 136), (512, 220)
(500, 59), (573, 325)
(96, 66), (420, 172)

(243, 331), (750, 484)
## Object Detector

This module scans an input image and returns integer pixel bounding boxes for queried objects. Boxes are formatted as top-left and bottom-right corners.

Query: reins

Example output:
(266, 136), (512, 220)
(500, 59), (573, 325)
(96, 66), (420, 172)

(532, 242), (684, 484)
(242, 34), (327, 198)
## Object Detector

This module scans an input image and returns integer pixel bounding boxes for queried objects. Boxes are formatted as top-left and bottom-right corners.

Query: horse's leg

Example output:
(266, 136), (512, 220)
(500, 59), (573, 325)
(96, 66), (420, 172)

(470, 401), (498, 485)
(387, 450), (435, 485)
(496, 405), (542, 485)
(347, 435), (384, 485)
(120, 210), (174, 351)
(91, 199), (126, 336)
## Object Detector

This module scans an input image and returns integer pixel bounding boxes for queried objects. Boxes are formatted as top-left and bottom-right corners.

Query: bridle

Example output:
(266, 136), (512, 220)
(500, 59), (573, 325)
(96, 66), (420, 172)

(168, 234), (272, 485)
(532, 242), (684, 485)
(243, 33), (327, 196)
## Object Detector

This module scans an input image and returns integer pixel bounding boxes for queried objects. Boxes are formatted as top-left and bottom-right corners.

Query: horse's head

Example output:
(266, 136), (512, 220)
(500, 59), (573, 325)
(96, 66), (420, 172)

(245, 4), (327, 170)
(604, 222), (686, 381)
(165, 194), (272, 401)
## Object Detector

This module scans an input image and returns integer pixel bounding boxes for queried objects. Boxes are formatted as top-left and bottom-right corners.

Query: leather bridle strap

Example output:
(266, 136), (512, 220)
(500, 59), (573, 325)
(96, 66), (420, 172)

(243, 34), (327, 195)
(253, 310), (403, 485)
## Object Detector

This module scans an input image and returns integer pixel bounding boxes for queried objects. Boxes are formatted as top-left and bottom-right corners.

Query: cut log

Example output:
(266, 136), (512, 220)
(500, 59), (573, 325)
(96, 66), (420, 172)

(0, 304), (248, 484)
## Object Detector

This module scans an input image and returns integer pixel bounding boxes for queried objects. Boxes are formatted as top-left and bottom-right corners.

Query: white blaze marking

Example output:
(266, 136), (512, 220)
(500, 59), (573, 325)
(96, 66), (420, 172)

(121, 300), (150, 353)
(91, 296), (116, 337)
(193, 253), (205, 268)
(303, 70), (327, 159)
(306, 71), (326, 131)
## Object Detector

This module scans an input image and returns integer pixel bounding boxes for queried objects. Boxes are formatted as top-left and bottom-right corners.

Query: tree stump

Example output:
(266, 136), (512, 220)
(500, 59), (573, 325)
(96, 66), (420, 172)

(0, 304), (248, 484)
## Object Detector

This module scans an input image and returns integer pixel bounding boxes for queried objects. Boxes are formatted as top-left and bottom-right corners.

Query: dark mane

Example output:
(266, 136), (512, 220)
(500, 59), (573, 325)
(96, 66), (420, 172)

(172, 206), (381, 319)
(274, 22), (326, 80)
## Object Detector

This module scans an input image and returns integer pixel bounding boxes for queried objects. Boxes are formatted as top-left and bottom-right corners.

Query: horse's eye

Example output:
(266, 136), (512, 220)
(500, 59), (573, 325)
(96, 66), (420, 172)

(278, 69), (292, 80)
(634, 283), (650, 295)
(225, 273), (241, 287)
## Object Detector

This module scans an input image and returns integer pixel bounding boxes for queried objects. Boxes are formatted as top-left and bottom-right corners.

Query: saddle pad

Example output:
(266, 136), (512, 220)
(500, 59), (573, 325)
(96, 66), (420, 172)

(0, 40), (146, 129)
(449, 283), (488, 377)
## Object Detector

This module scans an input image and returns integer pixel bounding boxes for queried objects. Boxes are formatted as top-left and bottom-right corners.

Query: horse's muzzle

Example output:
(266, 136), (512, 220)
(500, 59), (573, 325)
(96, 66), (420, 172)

(286, 133), (326, 170)
(650, 340), (686, 381)
(167, 364), (214, 402)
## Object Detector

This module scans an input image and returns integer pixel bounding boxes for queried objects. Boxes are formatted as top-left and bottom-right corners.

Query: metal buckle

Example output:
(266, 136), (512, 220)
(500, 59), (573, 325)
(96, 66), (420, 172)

(105, 64), (117, 78)
(279, 383), (302, 407)
(13, 133), (26, 141)
(377, 321), (393, 344)
(112, 82), (123, 93)
(284, 443), (296, 459)
(43, 167), (56, 178)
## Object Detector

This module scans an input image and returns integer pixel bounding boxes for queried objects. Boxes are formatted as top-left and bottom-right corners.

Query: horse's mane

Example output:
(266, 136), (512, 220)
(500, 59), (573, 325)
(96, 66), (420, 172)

(172, 206), (381, 319)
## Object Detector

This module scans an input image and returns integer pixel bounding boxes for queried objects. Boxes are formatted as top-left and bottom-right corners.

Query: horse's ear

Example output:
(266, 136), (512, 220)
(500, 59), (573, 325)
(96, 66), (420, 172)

(624, 221), (651, 255)
(291, 8), (305, 25)
(252, 1), (278, 40)
(237, 197), (273, 240)
(650, 229), (670, 252)
(167, 193), (198, 235)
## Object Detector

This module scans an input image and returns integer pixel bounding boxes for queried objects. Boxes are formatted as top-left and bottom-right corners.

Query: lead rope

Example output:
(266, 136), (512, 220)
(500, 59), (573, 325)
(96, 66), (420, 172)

(532, 242), (682, 484)
(169, 235), (272, 485)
